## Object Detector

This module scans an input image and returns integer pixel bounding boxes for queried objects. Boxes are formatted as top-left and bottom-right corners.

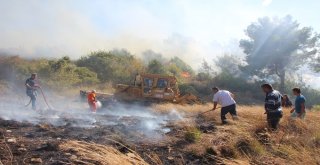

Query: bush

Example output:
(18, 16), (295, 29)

(184, 127), (202, 143)
(179, 84), (199, 95)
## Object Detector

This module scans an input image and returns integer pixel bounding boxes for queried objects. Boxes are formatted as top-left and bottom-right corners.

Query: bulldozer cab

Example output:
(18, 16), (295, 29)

(140, 73), (179, 100)
(114, 73), (180, 102)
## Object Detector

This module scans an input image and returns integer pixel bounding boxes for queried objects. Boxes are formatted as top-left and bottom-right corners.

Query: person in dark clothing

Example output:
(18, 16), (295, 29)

(282, 94), (293, 107)
(25, 73), (39, 110)
(261, 83), (283, 130)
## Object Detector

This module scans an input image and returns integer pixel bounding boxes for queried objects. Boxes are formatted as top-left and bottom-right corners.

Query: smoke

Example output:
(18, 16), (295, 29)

(0, 1), (249, 69)
(0, 92), (183, 140)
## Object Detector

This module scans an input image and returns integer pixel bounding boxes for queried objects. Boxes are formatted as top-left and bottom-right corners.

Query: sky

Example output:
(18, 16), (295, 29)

(0, 0), (320, 86)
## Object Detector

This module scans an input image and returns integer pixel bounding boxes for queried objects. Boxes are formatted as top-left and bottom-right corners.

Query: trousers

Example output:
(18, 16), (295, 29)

(221, 104), (237, 123)
(27, 90), (37, 110)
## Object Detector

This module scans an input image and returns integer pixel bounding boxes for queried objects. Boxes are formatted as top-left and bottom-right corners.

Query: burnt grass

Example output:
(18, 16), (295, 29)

(0, 116), (220, 165)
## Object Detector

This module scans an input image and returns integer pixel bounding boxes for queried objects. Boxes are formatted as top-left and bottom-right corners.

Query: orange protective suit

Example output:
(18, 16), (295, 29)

(87, 92), (97, 112)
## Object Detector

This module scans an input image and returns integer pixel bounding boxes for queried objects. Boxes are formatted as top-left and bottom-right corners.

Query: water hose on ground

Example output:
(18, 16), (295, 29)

(39, 87), (54, 110)
(25, 98), (32, 107)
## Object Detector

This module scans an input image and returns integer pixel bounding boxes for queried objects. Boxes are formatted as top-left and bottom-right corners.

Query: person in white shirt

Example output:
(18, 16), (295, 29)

(212, 87), (238, 124)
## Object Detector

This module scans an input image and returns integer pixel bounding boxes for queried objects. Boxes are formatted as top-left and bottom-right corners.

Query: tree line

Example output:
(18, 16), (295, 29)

(0, 15), (319, 106)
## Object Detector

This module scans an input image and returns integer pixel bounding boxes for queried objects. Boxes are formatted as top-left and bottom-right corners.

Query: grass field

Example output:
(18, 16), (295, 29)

(1, 96), (320, 164)
(151, 104), (320, 164)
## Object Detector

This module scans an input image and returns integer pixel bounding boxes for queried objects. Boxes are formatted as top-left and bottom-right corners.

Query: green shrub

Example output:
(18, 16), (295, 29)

(184, 127), (202, 143)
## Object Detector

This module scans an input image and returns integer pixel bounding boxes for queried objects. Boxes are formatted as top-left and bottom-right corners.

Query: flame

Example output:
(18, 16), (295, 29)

(181, 71), (190, 78)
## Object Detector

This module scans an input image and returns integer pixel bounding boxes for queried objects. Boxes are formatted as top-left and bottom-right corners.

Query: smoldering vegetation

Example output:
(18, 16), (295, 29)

(0, 96), (184, 141)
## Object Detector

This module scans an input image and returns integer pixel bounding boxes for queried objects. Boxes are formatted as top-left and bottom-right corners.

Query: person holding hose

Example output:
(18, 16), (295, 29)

(87, 90), (97, 113)
(212, 87), (238, 124)
(25, 73), (39, 110)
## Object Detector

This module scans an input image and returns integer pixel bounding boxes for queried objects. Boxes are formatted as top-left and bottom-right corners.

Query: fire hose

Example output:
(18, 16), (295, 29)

(39, 86), (53, 110)
(24, 98), (32, 107)
(25, 86), (53, 110)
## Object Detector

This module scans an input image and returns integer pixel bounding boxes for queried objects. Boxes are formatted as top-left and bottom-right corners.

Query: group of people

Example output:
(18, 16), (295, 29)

(211, 83), (306, 130)
(25, 73), (306, 129)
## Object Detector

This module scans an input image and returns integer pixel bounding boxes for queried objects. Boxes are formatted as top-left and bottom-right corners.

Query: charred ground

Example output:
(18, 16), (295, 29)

(1, 104), (320, 165)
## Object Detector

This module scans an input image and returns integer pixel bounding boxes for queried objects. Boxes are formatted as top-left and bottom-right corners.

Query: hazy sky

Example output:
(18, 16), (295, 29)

(0, 0), (319, 70)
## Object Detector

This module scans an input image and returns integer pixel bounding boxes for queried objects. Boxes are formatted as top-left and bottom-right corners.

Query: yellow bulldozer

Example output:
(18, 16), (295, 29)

(80, 73), (201, 106)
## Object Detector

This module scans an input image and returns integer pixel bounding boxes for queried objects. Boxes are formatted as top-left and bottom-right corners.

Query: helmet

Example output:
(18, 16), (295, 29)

(92, 90), (96, 93)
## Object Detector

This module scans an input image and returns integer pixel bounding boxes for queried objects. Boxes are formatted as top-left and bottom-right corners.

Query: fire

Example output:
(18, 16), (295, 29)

(181, 71), (191, 78)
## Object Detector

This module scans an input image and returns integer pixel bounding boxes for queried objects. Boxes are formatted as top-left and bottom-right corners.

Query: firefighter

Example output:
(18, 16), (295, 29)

(87, 90), (97, 113)
(25, 73), (39, 110)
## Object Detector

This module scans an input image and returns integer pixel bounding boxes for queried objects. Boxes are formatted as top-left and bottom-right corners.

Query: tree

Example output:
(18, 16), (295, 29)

(169, 56), (194, 75)
(312, 46), (320, 72)
(215, 54), (244, 76)
(196, 60), (215, 81)
(240, 15), (319, 92)
(147, 59), (167, 74)
(77, 50), (144, 83)
(142, 50), (165, 64)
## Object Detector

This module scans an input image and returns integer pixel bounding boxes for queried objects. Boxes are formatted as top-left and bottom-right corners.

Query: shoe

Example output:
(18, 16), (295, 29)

(222, 120), (228, 125)
(232, 116), (239, 120)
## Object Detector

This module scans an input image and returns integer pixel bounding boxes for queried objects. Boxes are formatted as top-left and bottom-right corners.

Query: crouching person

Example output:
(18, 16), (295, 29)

(261, 84), (283, 130)
(211, 87), (238, 124)
(290, 87), (306, 119)
(87, 90), (97, 113)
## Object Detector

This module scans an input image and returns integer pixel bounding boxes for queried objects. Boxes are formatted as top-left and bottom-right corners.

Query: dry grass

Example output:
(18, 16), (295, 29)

(152, 103), (320, 164)
(59, 140), (148, 165)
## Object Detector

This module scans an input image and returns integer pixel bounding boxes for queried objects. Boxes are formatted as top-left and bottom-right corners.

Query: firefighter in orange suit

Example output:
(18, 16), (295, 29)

(87, 90), (97, 112)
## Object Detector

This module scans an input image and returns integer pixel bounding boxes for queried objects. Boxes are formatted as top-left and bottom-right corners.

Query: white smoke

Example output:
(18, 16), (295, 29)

(0, 94), (183, 140)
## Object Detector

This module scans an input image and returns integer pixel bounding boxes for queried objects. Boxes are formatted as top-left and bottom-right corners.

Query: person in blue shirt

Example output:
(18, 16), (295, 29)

(25, 73), (39, 110)
(290, 88), (306, 119)
(261, 83), (283, 130)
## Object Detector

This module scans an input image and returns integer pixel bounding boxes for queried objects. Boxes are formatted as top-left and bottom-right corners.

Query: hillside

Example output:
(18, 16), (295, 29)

(1, 103), (319, 165)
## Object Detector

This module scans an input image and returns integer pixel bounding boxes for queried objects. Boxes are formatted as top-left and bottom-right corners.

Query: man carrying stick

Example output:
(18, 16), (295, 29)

(212, 87), (238, 124)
